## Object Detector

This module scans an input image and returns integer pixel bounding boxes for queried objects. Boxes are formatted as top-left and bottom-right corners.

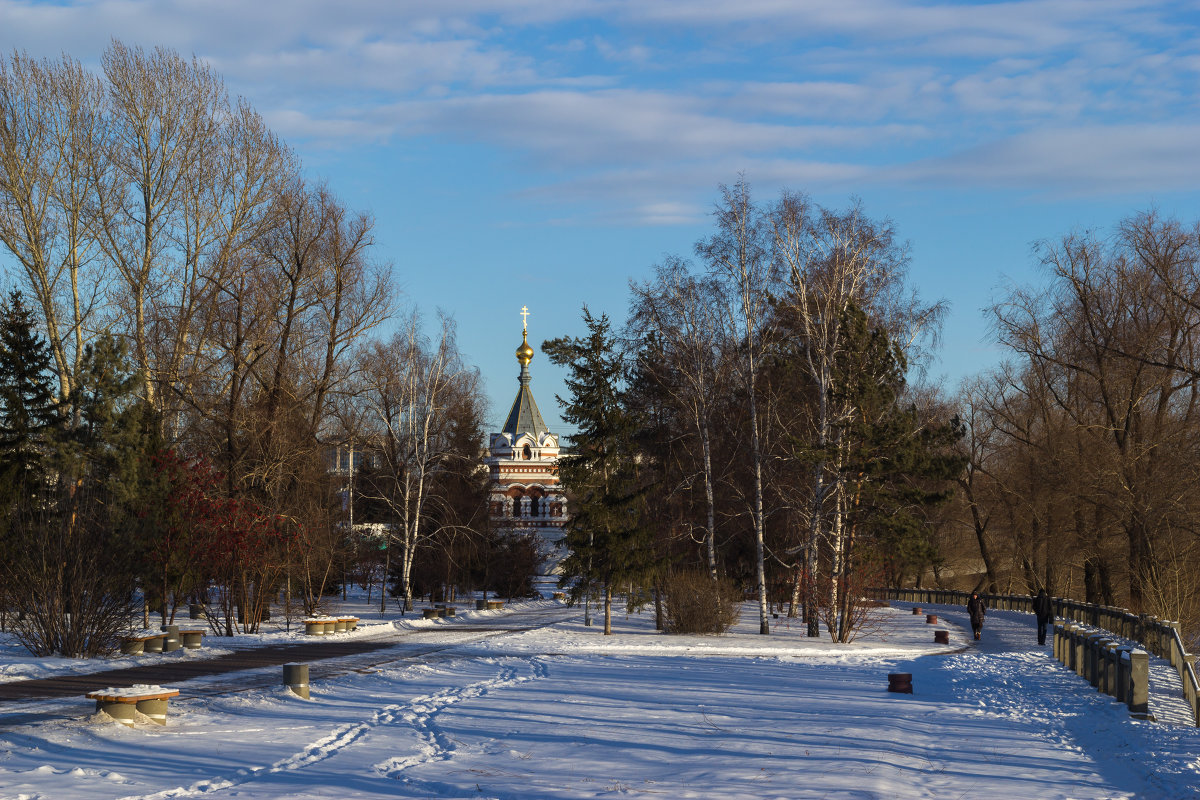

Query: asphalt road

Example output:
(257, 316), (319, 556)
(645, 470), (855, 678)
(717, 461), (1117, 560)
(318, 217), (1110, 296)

(0, 606), (581, 713)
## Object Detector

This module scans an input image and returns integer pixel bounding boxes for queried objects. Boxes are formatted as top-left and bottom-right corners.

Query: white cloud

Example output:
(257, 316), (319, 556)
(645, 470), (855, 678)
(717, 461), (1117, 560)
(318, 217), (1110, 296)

(888, 125), (1200, 194)
(3, 0), (1198, 215)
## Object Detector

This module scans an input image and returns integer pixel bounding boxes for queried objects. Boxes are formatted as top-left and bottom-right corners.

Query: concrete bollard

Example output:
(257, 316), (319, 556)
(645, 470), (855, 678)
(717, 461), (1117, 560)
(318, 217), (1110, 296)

(912, 607), (922, 615)
(887, 673), (913, 694)
(925, 614), (937, 624)
(284, 663), (310, 699)
(1128, 650), (1150, 715)
(143, 634), (165, 654)
(934, 630), (949, 644)
(162, 625), (181, 652)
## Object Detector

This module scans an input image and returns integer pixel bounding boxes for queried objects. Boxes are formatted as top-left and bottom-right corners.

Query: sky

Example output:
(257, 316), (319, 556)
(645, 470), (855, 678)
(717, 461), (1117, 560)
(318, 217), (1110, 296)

(3, 0), (1200, 432)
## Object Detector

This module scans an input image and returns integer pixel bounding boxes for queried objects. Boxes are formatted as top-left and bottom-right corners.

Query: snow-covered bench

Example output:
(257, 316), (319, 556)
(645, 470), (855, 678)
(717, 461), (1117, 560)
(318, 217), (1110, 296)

(87, 685), (180, 727)
(303, 617), (337, 634)
(119, 632), (166, 655)
(179, 629), (205, 648)
(303, 616), (357, 634)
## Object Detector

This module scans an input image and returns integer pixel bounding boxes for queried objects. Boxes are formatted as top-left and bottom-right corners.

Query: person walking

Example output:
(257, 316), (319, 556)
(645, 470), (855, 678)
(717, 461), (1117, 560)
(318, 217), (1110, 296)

(967, 591), (986, 641)
(1033, 587), (1053, 646)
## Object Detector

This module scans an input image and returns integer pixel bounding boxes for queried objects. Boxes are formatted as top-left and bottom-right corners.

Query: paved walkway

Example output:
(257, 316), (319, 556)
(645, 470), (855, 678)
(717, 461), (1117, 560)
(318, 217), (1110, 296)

(0, 637), (402, 701)
(892, 600), (1196, 725)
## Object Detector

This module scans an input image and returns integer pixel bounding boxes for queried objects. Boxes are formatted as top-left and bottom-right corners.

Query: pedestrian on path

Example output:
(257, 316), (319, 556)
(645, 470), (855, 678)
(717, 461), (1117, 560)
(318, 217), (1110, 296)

(1033, 588), (1053, 646)
(967, 591), (986, 641)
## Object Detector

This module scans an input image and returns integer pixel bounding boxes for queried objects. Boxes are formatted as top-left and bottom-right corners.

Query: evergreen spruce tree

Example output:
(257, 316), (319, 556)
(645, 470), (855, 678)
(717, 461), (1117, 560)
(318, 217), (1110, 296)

(829, 303), (964, 638)
(545, 307), (656, 635)
(0, 290), (61, 504)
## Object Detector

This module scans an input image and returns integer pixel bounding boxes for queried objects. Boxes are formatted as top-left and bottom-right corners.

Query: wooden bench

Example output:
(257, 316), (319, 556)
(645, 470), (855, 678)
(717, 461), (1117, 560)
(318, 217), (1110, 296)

(336, 616), (359, 632)
(119, 633), (166, 655)
(87, 685), (180, 726)
(303, 617), (337, 635)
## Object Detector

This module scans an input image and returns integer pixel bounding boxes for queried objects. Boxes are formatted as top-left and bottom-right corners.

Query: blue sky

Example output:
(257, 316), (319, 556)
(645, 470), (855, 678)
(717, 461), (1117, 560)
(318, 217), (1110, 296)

(4, 0), (1200, 432)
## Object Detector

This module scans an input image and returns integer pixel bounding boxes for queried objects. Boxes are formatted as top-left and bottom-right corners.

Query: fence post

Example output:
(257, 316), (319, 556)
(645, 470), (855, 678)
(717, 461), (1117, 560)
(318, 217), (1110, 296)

(1128, 650), (1149, 716)
(1080, 623), (1089, 676)
(1087, 634), (1104, 687)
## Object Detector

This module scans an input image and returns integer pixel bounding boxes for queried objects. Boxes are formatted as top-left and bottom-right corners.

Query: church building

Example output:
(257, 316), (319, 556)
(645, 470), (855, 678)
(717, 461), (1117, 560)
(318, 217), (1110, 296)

(484, 308), (567, 576)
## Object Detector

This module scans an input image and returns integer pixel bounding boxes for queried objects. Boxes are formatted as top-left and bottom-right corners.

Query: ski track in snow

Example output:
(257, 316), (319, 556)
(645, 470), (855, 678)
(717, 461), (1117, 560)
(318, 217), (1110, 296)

(108, 657), (549, 800)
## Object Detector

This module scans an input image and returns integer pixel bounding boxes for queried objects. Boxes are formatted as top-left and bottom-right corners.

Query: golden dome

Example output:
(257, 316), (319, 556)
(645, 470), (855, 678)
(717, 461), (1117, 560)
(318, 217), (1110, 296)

(516, 332), (534, 365)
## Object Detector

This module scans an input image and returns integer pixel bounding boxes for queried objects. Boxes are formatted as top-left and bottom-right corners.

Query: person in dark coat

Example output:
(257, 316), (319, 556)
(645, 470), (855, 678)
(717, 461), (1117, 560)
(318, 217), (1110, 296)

(967, 591), (986, 640)
(1033, 588), (1053, 645)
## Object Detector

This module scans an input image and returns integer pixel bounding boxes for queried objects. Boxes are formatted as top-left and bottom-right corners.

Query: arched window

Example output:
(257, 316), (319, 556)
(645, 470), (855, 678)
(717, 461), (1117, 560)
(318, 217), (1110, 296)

(530, 496), (540, 517)
(523, 444), (532, 460)
(512, 496), (521, 517)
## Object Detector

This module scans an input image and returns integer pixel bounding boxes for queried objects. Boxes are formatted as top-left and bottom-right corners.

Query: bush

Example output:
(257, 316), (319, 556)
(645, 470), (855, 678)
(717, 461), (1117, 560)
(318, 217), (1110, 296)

(662, 571), (740, 635)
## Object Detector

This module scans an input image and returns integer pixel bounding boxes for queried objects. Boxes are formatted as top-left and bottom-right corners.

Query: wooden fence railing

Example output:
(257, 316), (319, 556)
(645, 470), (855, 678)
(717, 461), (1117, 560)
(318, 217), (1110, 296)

(871, 587), (1200, 726)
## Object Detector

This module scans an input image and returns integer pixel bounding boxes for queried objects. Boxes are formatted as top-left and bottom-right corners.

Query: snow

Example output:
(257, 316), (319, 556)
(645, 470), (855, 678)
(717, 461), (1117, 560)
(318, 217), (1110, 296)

(2, 594), (1199, 799)
(86, 685), (175, 700)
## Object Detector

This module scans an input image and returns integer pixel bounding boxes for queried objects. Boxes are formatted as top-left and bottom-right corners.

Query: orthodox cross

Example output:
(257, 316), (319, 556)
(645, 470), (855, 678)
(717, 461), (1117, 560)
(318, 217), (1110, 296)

(521, 305), (530, 333)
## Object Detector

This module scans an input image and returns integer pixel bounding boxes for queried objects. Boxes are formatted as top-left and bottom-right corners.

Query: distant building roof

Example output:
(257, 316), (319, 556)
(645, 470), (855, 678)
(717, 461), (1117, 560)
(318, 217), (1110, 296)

(502, 321), (550, 439)
(502, 379), (549, 438)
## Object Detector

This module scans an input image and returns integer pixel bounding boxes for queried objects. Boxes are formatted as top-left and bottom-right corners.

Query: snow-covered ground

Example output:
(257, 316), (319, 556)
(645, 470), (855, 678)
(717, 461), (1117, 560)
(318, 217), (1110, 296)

(2, 595), (1199, 799)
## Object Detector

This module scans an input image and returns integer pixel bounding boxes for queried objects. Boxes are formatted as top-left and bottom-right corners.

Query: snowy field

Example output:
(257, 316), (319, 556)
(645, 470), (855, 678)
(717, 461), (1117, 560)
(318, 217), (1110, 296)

(2, 596), (1200, 799)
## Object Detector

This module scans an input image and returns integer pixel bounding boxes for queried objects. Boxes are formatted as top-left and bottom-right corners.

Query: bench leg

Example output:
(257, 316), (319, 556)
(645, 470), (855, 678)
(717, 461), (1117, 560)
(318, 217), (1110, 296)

(135, 697), (170, 725)
(96, 700), (137, 727)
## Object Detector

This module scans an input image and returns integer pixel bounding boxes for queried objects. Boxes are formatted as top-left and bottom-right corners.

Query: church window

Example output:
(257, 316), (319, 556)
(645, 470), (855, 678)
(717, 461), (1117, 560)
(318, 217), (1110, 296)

(531, 496), (540, 517)
(512, 497), (520, 517)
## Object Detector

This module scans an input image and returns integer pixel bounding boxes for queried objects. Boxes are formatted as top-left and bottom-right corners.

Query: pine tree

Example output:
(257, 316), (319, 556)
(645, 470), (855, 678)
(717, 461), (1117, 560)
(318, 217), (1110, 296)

(545, 307), (656, 635)
(0, 290), (61, 505)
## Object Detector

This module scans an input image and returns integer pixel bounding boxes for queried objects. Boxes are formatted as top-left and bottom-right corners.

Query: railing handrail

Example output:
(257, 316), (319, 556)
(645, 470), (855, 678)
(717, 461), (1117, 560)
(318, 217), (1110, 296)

(871, 587), (1199, 726)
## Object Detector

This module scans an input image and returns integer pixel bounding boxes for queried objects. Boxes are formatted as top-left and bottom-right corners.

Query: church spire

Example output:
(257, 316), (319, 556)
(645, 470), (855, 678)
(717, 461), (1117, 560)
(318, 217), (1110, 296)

(503, 306), (548, 438)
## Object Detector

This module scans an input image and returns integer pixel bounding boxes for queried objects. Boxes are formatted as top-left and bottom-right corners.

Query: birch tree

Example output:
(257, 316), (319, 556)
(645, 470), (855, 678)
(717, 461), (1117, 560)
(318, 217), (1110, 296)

(356, 312), (475, 612)
(771, 193), (942, 637)
(695, 178), (775, 635)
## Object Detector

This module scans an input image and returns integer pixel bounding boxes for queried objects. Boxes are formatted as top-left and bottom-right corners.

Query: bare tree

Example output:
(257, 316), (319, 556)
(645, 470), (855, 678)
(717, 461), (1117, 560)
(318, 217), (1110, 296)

(94, 42), (225, 410)
(696, 178), (776, 635)
(628, 256), (731, 579)
(0, 52), (110, 403)
(953, 378), (1002, 593)
(991, 213), (1200, 613)
(355, 312), (478, 612)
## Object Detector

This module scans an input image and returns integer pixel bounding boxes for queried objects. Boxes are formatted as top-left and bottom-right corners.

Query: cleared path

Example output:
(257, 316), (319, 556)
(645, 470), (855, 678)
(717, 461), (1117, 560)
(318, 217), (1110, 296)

(895, 599), (1196, 725)
(0, 606), (581, 705)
